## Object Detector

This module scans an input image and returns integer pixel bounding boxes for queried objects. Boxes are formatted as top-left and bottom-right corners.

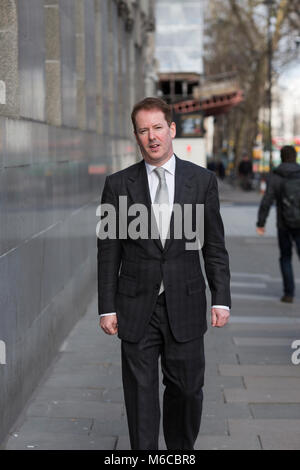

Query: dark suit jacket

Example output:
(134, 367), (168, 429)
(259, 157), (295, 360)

(97, 156), (231, 343)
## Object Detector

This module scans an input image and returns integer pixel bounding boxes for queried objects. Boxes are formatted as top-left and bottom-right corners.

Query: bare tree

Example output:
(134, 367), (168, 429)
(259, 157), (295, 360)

(204, 0), (300, 169)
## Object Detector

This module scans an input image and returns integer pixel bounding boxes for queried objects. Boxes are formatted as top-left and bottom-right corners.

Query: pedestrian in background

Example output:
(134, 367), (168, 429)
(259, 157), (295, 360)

(238, 153), (253, 190)
(207, 158), (217, 172)
(256, 145), (300, 303)
(217, 160), (226, 180)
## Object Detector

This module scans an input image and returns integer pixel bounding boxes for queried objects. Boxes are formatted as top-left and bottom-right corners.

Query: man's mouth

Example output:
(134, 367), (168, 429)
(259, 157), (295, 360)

(149, 144), (160, 150)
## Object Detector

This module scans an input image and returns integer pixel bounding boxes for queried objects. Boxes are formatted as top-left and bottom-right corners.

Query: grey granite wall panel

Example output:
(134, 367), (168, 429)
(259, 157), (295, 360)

(4, 117), (34, 167)
(60, 0), (77, 127)
(0, 240), (95, 446)
(119, 23), (128, 138)
(17, 0), (46, 121)
(112, 2), (119, 137)
(45, 1), (62, 125)
(0, 250), (18, 344)
(75, 0), (86, 130)
(0, 0), (150, 447)
(84, 0), (97, 131)
(0, 117), (6, 170)
(101, 0), (109, 137)
(0, 1), (19, 117)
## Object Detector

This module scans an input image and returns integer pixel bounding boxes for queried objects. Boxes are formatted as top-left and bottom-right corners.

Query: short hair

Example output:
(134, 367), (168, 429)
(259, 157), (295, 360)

(131, 97), (173, 132)
(280, 145), (297, 163)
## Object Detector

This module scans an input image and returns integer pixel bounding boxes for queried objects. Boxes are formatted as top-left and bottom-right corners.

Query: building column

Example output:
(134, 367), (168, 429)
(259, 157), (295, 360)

(44, 0), (62, 126)
(95, 0), (103, 135)
(75, 0), (86, 130)
(0, 0), (19, 117)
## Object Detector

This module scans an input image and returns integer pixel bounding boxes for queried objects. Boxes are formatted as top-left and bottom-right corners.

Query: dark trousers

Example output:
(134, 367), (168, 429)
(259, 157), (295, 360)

(278, 227), (300, 296)
(121, 293), (205, 450)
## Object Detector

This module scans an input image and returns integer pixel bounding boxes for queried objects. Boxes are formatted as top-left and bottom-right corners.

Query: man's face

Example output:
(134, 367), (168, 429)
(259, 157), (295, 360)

(134, 108), (176, 166)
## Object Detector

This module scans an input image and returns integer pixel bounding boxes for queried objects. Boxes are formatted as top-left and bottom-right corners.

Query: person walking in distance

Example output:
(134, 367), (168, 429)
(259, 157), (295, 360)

(257, 145), (300, 303)
(238, 153), (253, 190)
(97, 97), (231, 450)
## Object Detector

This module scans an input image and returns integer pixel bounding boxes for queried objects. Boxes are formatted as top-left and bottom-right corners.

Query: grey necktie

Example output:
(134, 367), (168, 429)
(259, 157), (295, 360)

(153, 167), (170, 294)
(154, 167), (169, 205)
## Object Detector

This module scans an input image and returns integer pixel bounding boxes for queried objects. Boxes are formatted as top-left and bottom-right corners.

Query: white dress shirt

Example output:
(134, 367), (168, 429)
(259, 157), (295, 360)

(100, 154), (229, 316)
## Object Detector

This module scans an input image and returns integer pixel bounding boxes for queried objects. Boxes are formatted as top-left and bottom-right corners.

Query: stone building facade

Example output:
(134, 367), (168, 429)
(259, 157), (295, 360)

(0, 0), (156, 445)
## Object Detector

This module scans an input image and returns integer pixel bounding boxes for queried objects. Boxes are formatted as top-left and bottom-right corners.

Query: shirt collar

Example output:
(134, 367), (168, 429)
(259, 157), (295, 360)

(144, 154), (176, 176)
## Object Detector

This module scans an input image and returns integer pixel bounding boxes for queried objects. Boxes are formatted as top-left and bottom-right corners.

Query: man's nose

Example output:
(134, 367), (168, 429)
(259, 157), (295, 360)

(148, 129), (155, 140)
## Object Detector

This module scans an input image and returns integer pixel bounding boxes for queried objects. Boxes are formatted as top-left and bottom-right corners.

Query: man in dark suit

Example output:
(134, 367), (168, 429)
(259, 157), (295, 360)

(97, 97), (231, 450)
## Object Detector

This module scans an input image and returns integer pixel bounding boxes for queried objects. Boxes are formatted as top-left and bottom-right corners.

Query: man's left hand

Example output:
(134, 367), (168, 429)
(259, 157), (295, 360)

(256, 227), (265, 236)
(211, 307), (230, 328)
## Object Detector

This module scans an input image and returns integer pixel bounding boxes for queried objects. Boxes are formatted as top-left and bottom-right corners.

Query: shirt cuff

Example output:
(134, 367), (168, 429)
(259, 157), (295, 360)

(100, 312), (117, 317)
(212, 305), (230, 311)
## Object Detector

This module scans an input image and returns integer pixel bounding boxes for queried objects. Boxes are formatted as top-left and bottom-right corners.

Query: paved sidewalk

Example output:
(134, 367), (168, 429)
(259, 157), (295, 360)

(3, 185), (300, 450)
(217, 178), (263, 205)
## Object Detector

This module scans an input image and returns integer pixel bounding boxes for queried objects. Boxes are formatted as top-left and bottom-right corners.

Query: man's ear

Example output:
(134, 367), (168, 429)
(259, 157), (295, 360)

(170, 122), (176, 139)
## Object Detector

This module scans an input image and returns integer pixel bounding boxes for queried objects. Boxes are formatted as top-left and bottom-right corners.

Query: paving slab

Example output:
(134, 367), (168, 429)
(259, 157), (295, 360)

(203, 376), (244, 402)
(194, 435), (261, 450)
(116, 435), (166, 450)
(8, 416), (93, 436)
(7, 415), (128, 443)
(115, 435), (131, 450)
(230, 315), (300, 324)
(224, 388), (300, 403)
(116, 434), (261, 451)
(5, 432), (116, 450)
(36, 368), (122, 389)
(228, 419), (300, 450)
(233, 337), (294, 346)
(219, 364), (300, 377)
(259, 431), (300, 450)
(250, 404), (300, 419)
(32, 386), (124, 403)
(199, 417), (228, 436)
(228, 324), (300, 332)
(228, 418), (300, 437)
(243, 377), (300, 390)
(231, 293), (283, 302)
(202, 401), (253, 421)
(90, 418), (129, 438)
(203, 351), (238, 364)
(25, 399), (124, 421)
(236, 350), (293, 365)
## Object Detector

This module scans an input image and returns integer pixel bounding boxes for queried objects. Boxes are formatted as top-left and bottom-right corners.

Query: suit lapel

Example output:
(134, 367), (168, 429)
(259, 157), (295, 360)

(173, 156), (194, 206)
(127, 160), (151, 209)
(163, 156), (195, 253)
(126, 160), (162, 250)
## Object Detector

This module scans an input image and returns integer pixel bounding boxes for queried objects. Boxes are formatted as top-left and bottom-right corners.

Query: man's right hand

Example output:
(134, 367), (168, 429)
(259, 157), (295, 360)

(256, 227), (265, 236)
(100, 315), (118, 335)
